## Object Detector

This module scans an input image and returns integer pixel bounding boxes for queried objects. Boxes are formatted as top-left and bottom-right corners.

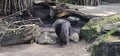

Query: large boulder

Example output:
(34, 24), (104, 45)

(80, 15), (120, 41)
(0, 24), (41, 46)
(89, 29), (120, 56)
(35, 32), (57, 45)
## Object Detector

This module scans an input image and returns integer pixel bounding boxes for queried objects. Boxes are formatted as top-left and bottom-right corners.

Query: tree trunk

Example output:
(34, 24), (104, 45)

(76, 0), (102, 6)
(0, 0), (33, 16)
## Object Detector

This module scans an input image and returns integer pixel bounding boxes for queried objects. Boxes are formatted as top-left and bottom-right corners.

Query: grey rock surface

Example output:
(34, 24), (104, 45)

(70, 32), (79, 43)
(35, 32), (57, 44)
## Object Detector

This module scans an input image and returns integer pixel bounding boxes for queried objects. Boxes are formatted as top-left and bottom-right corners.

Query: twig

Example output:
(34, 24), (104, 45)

(0, 9), (27, 19)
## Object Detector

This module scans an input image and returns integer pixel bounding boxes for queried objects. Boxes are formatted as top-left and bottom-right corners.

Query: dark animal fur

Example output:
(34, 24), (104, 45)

(53, 19), (71, 46)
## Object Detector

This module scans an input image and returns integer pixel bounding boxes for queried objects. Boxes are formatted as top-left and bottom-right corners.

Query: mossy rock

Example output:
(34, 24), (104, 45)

(80, 15), (120, 41)
(92, 41), (120, 56)
(90, 30), (120, 56)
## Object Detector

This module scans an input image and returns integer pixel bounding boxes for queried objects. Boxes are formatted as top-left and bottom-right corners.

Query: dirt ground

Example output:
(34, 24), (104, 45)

(0, 40), (90, 56)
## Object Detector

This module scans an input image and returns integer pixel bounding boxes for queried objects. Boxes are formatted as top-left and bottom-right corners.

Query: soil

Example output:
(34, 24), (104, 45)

(0, 40), (90, 56)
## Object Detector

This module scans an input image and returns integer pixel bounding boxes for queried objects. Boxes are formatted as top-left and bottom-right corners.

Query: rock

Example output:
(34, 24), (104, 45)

(70, 32), (79, 43)
(102, 42), (120, 56)
(68, 16), (80, 22)
(101, 22), (120, 31)
(90, 29), (120, 56)
(33, 0), (45, 4)
(50, 6), (56, 19)
(80, 15), (120, 41)
(0, 24), (41, 46)
(91, 36), (120, 56)
(57, 9), (92, 22)
(35, 32), (57, 45)
(33, 0), (58, 5)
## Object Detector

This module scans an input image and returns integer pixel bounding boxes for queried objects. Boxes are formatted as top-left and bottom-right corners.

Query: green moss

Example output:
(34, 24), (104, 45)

(80, 15), (120, 41)
(90, 29), (117, 56)
(96, 29), (117, 45)
(91, 44), (103, 56)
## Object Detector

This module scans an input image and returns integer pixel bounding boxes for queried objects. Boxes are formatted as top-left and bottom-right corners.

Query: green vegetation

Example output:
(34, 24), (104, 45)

(80, 15), (120, 41)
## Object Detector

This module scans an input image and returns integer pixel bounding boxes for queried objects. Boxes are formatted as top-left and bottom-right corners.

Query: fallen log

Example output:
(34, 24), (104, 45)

(0, 24), (41, 46)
